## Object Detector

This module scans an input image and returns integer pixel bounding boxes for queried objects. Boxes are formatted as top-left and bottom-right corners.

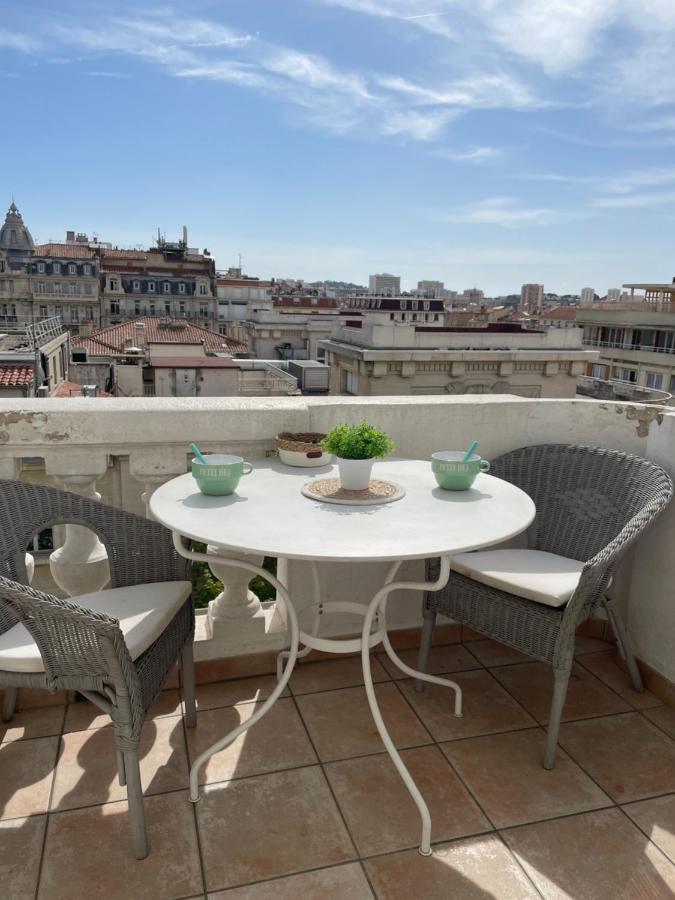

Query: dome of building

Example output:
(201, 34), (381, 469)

(0, 202), (34, 254)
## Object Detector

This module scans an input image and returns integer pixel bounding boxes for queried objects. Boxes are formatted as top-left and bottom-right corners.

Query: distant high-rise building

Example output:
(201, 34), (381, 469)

(580, 287), (596, 304)
(460, 288), (484, 305)
(520, 283), (544, 312)
(606, 288), (621, 301)
(417, 280), (445, 298)
(368, 273), (400, 296)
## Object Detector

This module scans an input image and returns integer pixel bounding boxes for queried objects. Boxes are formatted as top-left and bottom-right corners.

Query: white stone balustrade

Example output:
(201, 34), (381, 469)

(0, 396), (672, 686)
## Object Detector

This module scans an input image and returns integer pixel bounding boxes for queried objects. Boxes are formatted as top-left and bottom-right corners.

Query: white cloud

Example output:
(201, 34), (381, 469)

(376, 73), (543, 110)
(443, 196), (591, 227)
(0, 27), (42, 53)
(432, 145), (503, 162)
(592, 190), (675, 209)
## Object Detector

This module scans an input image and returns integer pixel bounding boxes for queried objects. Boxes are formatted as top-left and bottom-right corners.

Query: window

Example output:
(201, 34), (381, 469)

(37, 282), (46, 294)
(200, 304), (208, 317)
(83, 264), (91, 276)
(178, 283), (186, 294)
(135, 301), (141, 315)
(645, 372), (663, 390)
(68, 264), (76, 275)
(165, 301), (171, 315)
(0, 261), (4, 272)
(69, 283), (78, 295)
(614, 367), (637, 383)
(163, 281), (170, 293)
(53, 263), (61, 274)
(400, 300), (406, 310)
(53, 283), (62, 295)
(591, 364), (607, 379)
(199, 282), (207, 295)
(39, 305), (48, 318)
(110, 299), (120, 314)
(390, 313), (394, 320)
(412, 301), (418, 310)
(70, 308), (79, 323)
(423, 301), (430, 310)
(85, 306), (93, 321)
(433, 313), (439, 321)
(37, 262), (45, 274)
(179, 302), (186, 315)
(149, 303), (156, 316)
(133, 280), (140, 292)
(670, 375), (675, 394)
(84, 284), (92, 295)
(110, 278), (119, 290)
(148, 281), (155, 293)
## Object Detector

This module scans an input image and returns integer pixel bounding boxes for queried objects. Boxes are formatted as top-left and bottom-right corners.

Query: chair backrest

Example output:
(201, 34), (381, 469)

(490, 444), (673, 562)
(0, 478), (187, 636)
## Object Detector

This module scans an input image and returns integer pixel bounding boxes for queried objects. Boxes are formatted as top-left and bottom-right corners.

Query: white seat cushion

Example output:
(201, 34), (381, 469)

(0, 581), (191, 674)
(451, 549), (585, 609)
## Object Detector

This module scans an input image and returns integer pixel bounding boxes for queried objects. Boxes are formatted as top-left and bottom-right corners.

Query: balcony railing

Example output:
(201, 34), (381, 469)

(0, 395), (673, 688)
(584, 339), (675, 355)
(577, 375), (673, 405)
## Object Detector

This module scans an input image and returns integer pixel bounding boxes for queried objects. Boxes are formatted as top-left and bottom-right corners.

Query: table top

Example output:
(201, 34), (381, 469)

(150, 458), (536, 563)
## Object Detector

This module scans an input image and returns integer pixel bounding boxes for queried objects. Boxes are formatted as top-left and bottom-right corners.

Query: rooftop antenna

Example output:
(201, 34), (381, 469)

(238, 252), (244, 271)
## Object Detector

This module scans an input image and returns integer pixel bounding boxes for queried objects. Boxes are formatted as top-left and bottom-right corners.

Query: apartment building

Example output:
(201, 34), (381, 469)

(520, 283), (544, 312)
(99, 231), (216, 328)
(368, 273), (400, 296)
(226, 295), (340, 360)
(216, 268), (272, 325)
(320, 315), (596, 397)
(30, 242), (100, 330)
(577, 282), (675, 394)
(343, 295), (445, 324)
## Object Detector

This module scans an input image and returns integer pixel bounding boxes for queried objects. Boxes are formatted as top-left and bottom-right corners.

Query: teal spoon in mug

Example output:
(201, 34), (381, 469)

(189, 443), (208, 464)
(463, 440), (479, 462)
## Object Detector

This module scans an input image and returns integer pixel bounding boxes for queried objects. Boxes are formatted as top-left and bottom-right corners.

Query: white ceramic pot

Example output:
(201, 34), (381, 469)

(337, 457), (374, 490)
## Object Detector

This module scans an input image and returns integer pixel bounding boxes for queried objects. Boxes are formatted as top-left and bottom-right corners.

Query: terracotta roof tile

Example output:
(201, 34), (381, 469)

(71, 316), (247, 355)
(0, 365), (33, 388)
(34, 243), (95, 259)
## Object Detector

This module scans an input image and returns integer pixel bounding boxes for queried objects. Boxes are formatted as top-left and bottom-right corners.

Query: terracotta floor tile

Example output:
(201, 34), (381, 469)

(491, 660), (630, 724)
(325, 745), (489, 856)
(197, 766), (355, 891)
(0, 815), (46, 899)
(296, 682), (431, 762)
(0, 706), (64, 743)
(187, 697), (316, 784)
(63, 689), (182, 733)
(0, 735), (58, 819)
(377, 644), (480, 680)
(461, 626), (487, 642)
(194, 675), (287, 711)
(442, 728), (611, 828)
(463, 639), (530, 668)
(207, 862), (373, 899)
(644, 706), (675, 740)
(364, 834), (539, 899)
(15, 688), (68, 710)
(40, 790), (203, 900)
(559, 712), (675, 803)
(576, 650), (662, 709)
(51, 715), (188, 811)
(573, 635), (615, 655)
(289, 655), (389, 695)
(399, 669), (535, 742)
(623, 794), (675, 865)
(502, 807), (675, 899)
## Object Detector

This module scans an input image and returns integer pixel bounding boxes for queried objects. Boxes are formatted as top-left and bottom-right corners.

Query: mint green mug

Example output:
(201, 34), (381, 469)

(431, 451), (490, 491)
(192, 454), (253, 496)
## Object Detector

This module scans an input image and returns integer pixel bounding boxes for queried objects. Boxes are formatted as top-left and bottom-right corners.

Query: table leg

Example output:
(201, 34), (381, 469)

(171, 534), (300, 802)
(277, 561), (321, 681)
(361, 554), (461, 857)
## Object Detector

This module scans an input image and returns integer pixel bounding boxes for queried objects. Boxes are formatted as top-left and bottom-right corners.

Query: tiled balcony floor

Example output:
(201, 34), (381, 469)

(2, 635), (675, 899)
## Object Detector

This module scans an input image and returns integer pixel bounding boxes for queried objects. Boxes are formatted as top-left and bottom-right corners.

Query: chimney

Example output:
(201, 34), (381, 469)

(135, 322), (146, 347)
(66, 230), (75, 243)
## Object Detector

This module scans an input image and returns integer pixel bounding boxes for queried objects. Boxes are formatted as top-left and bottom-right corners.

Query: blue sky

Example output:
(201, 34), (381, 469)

(2, 0), (675, 295)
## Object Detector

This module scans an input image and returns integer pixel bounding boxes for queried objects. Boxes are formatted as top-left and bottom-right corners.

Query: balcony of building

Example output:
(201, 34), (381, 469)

(577, 374), (673, 405)
(1, 395), (674, 898)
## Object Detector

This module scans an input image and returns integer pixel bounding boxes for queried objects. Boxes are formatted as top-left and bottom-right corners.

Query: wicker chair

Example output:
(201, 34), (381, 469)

(416, 444), (673, 768)
(0, 479), (196, 859)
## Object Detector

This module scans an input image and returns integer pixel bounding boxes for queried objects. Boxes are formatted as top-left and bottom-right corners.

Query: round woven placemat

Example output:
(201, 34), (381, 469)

(301, 478), (405, 506)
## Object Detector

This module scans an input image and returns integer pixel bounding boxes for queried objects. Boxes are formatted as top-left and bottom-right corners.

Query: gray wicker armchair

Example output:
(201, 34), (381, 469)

(0, 478), (196, 859)
(416, 444), (673, 768)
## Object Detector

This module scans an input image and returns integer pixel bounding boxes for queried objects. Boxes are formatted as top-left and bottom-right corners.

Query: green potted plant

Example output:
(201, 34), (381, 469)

(322, 420), (395, 490)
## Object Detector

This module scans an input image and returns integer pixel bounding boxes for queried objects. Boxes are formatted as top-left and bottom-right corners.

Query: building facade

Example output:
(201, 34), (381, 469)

(580, 287), (596, 304)
(320, 316), (595, 398)
(343, 295), (445, 324)
(226, 297), (340, 360)
(578, 284), (675, 395)
(368, 273), (401, 296)
(216, 269), (272, 326)
(520, 283), (544, 312)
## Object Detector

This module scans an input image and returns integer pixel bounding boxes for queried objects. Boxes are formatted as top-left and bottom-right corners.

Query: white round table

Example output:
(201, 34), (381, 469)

(150, 458), (535, 855)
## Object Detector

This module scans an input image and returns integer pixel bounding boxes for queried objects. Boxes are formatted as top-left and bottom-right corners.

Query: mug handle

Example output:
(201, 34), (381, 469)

(242, 462), (253, 475)
(479, 460), (490, 473)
